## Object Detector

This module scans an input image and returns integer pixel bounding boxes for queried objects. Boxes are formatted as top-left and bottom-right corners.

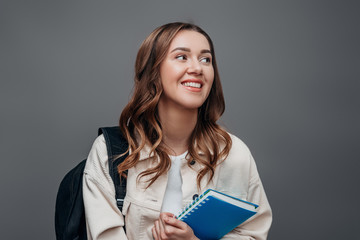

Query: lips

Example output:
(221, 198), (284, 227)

(181, 79), (203, 90)
(183, 82), (201, 88)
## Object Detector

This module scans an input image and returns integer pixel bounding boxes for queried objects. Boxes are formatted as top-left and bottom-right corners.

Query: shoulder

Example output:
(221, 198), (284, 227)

(215, 132), (255, 198)
(83, 134), (110, 179)
(88, 134), (107, 160)
(92, 133), (106, 148)
(227, 132), (252, 160)
(218, 132), (255, 175)
(82, 135), (119, 217)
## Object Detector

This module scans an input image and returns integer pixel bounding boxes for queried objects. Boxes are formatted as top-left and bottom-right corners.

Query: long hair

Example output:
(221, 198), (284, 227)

(118, 22), (232, 188)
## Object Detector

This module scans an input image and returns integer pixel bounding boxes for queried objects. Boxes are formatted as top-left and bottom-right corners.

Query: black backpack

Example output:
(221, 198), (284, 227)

(55, 127), (129, 240)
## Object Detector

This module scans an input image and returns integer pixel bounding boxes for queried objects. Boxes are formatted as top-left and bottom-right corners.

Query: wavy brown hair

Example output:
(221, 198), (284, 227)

(118, 22), (232, 188)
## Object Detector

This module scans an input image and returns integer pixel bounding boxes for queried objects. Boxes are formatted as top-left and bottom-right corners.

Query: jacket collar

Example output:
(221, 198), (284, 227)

(129, 133), (210, 161)
(132, 144), (206, 161)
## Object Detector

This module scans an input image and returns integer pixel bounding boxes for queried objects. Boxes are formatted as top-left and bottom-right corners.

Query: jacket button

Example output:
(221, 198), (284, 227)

(190, 160), (196, 165)
(192, 194), (199, 200)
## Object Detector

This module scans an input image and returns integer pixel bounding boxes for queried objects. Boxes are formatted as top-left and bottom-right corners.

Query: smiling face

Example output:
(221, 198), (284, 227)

(159, 30), (215, 111)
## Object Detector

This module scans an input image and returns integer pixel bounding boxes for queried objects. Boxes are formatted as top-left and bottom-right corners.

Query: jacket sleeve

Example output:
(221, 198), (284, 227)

(83, 135), (128, 240)
(222, 153), (272, 240)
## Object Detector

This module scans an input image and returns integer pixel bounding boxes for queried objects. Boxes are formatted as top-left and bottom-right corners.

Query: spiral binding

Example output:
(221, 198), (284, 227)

(177, 189), (211, 219)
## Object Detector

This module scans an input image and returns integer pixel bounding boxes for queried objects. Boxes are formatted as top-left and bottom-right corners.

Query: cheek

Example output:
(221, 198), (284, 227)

(206, 69), (215, 85)
(160, 62), (185, 81)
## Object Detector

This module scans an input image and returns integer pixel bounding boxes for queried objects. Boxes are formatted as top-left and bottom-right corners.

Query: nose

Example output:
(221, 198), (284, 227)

(187, 59), (202, 75)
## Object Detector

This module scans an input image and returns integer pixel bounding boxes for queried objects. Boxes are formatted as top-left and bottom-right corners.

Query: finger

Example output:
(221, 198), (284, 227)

(159, 212), (175, 228)
(164, 217), (197, 239)
(158, 214), (168, 238)
(152, 226), (158, 240)
(163, 215), (187, 229)
(162, 214), (184, 237)
(154, 220), (161, 236)
(161, 212), (176, 218)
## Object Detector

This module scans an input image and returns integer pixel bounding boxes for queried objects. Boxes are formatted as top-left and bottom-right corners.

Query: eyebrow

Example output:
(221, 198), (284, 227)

(170, 47), (211, 54)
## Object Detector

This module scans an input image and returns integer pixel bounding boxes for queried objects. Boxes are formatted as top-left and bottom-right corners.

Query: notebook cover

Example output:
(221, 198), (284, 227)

(179, 192), (257, 240)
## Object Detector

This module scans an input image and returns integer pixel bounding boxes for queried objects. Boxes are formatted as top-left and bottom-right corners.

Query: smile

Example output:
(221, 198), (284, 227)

(182, 82), (202, 88)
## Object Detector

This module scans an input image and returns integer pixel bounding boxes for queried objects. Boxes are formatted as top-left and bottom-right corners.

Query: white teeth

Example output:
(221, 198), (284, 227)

(183, 82), (201, 88)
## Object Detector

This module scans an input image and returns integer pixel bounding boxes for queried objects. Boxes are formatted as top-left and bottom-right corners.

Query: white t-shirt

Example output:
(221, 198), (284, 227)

(160, 151), (188, 215)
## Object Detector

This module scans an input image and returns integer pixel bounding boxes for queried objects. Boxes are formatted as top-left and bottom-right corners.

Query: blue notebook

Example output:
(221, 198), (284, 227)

(177, 189), (258, 240)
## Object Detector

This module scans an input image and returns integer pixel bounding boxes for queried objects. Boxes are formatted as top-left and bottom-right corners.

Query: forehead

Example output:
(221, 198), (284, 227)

(168, 30), (211, 52)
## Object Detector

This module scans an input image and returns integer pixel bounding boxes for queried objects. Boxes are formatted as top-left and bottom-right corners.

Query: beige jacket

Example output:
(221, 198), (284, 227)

(83, 133), (272, 240)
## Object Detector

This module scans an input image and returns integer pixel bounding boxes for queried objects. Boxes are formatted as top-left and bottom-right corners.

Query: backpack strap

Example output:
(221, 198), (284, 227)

(98, 127), (129, 211)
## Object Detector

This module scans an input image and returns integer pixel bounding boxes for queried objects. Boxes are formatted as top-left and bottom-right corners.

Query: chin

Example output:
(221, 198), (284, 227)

(181, 101), (205, 110)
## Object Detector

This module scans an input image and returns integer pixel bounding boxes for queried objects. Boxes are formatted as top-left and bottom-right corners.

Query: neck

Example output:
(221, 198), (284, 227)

(158, 101), (198, 156)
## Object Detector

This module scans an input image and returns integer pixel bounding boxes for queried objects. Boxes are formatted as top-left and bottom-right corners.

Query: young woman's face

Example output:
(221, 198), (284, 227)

(159, 30), (214, 111)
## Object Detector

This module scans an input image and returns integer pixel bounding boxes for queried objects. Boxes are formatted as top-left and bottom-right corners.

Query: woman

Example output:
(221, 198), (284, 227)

(83, 22), (272, 240)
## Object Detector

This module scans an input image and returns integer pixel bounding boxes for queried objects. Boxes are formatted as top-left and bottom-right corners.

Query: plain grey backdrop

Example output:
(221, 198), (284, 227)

(1, 0), (359, 239)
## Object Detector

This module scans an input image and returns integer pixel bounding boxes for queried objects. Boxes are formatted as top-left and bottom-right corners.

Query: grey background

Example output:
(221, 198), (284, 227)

(1, 0), (359, 239)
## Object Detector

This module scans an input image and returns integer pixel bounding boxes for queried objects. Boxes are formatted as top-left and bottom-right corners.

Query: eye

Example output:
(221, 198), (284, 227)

(175, 55), (187, 61)
(200, 57), (211, 63)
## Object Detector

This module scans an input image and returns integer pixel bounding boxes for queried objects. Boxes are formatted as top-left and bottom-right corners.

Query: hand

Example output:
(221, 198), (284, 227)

(152, 212), (199, 240)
